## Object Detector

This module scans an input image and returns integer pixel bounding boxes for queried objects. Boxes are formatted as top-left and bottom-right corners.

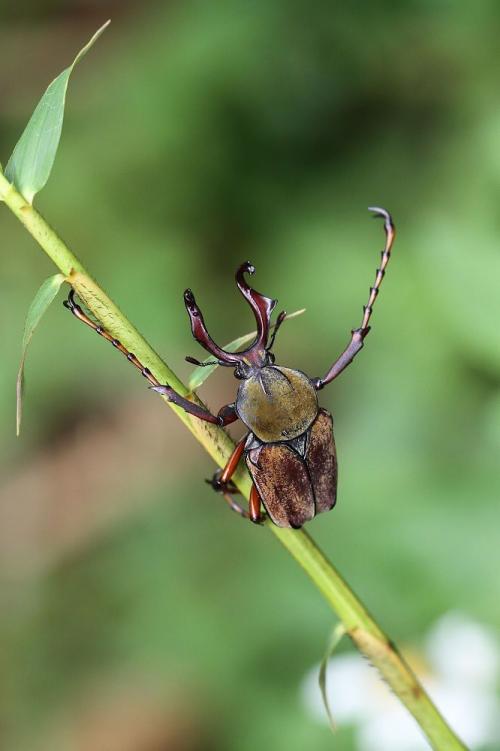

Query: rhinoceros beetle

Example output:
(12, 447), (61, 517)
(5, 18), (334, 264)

(64, 208), (395, 528)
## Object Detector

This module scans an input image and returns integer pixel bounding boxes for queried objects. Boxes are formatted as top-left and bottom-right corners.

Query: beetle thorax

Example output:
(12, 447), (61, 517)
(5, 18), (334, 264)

(235, 366), (318, 442)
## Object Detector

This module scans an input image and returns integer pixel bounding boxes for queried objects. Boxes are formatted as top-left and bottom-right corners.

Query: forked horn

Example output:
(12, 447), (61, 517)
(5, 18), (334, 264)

(184, 289), (242, 364)
(184, 262), (277, 365)
(235, 262), (276, 352)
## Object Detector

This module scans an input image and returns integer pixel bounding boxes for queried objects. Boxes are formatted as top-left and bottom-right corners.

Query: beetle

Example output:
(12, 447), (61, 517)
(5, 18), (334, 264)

(64, 207), (395, 528)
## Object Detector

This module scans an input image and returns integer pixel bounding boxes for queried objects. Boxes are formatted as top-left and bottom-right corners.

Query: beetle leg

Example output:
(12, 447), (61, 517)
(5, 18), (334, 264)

(209, 472), (240, 495)
(64, 289), (239, 426)
(249, 484), (266, 524)
(216, 403), (240, 426)
(312, 328), (368, 390)
(216, 483), (266, 524)
(152, 386), (238, 425)
(221, 436), (246, 484)
(220, 490), (251, 519)
(64, 289), (159, 386)
(313, 207), (396, 390)
(207, 436), (246, 494)
(207, 438), (265, 523)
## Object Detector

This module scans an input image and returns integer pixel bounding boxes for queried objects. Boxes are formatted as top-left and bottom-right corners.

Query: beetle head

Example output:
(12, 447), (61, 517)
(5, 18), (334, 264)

(184, 262), (283, 378)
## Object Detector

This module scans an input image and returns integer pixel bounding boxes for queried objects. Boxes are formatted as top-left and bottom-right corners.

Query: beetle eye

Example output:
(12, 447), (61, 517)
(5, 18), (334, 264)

(234, 363), (252, 380)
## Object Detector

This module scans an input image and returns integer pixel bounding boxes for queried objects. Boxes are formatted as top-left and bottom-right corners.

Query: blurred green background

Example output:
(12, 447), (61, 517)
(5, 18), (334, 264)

(1, 2), (499, 750)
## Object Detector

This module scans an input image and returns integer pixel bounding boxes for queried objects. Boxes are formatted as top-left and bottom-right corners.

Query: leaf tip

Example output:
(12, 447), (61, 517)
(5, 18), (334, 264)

(16, 370), (23, 437)
(15, 274), (65, 435)
(72, 19), (111, 67)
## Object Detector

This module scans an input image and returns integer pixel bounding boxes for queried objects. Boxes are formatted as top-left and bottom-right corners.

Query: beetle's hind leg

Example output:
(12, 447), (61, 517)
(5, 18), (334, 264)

(207, 437), (266, 524)
(249, 484), (266, 524)
(209, 482), (265, 524)
(208, 479), (249, 520)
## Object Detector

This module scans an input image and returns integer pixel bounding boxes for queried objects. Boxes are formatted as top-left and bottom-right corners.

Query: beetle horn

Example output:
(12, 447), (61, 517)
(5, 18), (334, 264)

(184, 289), (242, 364)
(235, 262), (277, 351)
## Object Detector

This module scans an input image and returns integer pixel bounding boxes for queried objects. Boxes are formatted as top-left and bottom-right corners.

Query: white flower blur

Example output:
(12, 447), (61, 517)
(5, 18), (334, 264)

(301, 612), (500, 751)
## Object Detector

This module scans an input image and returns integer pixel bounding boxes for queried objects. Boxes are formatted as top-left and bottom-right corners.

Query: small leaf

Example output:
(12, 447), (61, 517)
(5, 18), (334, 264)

(187, 308), (306, 391)
(5, 21), (110, 203)
(318, 622), (346, 732)
(16, 274), (66, 435)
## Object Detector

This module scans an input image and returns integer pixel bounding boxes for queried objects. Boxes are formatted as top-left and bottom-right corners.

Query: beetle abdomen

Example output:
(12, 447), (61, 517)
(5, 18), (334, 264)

(236, 366), (318, 442)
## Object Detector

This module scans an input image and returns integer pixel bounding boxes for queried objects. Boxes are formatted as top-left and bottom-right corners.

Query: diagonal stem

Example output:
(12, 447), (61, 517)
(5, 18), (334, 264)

(0, 170), (468, 751)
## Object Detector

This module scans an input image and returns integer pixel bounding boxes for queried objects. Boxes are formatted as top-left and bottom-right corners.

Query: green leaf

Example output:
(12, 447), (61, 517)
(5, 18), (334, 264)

(318, 622), (346, 732)
(5, 21), (110, 204)
(187, 308), (306, 391)
(16, 274), (66, 435)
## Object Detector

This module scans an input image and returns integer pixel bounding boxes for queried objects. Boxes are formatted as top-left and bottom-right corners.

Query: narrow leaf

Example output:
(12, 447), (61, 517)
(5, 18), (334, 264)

(187, 308), (306, 391)
(16, 274), (66, 435)
(319, 622), (346, 732)
(5, 21), (110, 203)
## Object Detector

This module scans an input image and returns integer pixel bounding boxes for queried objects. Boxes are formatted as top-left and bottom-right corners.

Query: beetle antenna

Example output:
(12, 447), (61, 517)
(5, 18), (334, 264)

(185, 355), (224, 367)
(266, 310), (287, 352)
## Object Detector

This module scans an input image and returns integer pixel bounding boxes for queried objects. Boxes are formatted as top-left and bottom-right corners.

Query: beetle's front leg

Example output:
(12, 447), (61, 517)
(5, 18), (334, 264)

(312, 327), (369, 390)
(313, 207), (395, 390)
(64, 289), (238, 427)
(152, 386), (238, 426)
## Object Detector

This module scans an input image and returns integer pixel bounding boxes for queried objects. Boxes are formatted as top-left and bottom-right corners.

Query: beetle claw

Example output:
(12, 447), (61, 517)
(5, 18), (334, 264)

(150, 385), (171, 397)
(206, 472), (239, 495)
(368, 207), (394, 236)
(368, 206), (390, 221)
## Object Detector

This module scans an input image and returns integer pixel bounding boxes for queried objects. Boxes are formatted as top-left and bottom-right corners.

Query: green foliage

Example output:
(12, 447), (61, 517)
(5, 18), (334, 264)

(5, 22), (109, 203)
(16, 274), (65, 435)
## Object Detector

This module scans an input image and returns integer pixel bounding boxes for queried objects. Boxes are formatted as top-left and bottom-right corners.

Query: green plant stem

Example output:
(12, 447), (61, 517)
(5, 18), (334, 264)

(0, 171), (467, 751)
